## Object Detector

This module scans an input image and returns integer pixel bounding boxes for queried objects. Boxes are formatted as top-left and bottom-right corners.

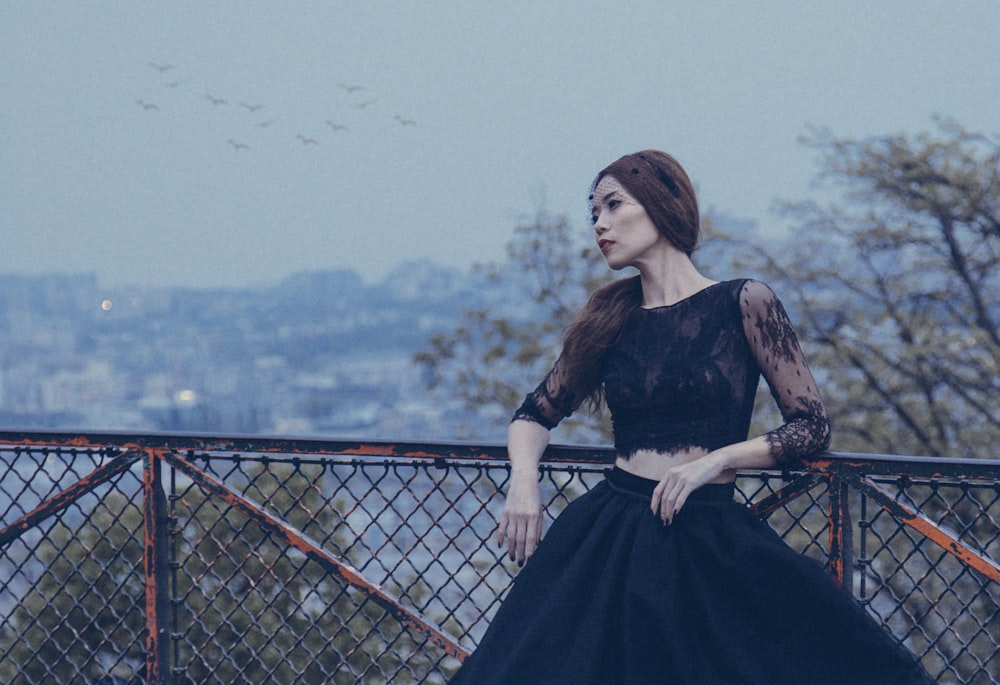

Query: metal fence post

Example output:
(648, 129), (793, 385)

(143, 447), (172, 683)
(827, 467), (854, 592)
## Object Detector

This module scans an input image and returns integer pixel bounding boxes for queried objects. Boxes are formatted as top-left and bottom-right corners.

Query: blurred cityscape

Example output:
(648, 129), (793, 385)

(0, 262), (507, 442)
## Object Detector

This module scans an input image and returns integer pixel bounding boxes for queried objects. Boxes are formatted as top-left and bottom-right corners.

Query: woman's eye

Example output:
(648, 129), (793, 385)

(608, 199), (621, 209)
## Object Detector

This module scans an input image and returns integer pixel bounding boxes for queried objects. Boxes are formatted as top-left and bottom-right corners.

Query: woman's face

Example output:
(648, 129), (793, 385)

(591, 176), (665, 270)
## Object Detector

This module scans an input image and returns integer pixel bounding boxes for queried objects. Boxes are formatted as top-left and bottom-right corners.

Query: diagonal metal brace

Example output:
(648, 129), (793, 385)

(0, 450), (142, 547)
(747, 471), (826, 518)
(851, 475), (1000, 585)
(166, 451), (471, 661)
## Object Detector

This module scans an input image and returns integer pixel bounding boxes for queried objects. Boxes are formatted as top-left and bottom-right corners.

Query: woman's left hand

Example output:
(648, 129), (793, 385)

(651, 452), (727, 525)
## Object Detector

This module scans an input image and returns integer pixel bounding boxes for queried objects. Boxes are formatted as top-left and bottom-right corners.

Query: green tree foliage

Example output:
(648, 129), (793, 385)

(0, 463), (444, 684)
(415, 208), (613, 442)
(0, 492), (147, 684)
(730, 119), (1000, 457)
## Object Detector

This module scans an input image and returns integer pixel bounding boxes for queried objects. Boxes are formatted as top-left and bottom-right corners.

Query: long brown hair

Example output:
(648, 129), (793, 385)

(559, 150), (701, 410)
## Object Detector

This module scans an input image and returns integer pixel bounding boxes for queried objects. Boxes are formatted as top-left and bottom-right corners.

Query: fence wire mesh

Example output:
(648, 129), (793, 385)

(1, 434), (999, 684)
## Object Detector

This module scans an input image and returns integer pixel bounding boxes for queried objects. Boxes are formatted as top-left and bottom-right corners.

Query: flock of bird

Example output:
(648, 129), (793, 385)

(136, 61), (417, 152)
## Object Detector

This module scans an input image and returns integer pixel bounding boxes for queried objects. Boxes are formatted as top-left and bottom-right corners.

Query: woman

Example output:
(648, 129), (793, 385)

(450, 150), (933, 684)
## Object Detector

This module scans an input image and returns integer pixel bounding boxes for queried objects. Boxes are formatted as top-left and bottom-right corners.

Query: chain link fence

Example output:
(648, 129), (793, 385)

(2, 432), (999, 683)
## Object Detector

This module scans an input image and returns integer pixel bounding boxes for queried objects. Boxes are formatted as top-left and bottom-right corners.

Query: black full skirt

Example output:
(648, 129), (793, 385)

(450, 467), (933, 685)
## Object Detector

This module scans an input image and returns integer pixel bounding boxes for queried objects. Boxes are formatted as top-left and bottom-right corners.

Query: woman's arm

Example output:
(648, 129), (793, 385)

(739, 279), (831, 460)
(498, 419), (551, 564)
(500, 354), (585, 562)
(651, 437), (777, 524)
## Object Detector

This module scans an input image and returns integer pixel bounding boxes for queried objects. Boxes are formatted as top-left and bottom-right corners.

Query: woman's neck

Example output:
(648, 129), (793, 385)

(634, 254), (716, 308)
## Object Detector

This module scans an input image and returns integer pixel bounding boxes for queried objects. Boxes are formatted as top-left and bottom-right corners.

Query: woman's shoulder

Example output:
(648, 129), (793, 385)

(729, 278), (781, 308)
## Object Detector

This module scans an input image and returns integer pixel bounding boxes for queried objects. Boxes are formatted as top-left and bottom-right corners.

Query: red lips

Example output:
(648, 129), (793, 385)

(597, 239), (613, 252)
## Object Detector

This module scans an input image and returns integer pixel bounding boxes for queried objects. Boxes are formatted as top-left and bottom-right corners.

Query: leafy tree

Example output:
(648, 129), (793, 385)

(729, 118), (1000, 458)
(0, 463), (444, 684)
(0, 491), (147, 683)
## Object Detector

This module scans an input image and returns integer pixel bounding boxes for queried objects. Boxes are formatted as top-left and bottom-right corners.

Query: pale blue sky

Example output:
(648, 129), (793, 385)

(3, 1), (998, 289)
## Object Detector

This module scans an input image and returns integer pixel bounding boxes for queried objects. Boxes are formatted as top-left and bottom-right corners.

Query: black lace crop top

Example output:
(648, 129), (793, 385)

(512, 279), (831, 461)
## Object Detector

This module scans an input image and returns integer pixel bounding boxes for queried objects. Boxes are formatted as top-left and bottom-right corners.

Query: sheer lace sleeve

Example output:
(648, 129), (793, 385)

(511, 356), (582, 430)
(740, 280), (831, 461)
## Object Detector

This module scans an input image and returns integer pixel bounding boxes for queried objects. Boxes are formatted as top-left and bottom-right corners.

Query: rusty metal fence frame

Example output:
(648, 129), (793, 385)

(2, 430), (999, 683)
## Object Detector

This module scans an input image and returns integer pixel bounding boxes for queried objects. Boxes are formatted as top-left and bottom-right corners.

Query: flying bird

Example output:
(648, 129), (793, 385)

(205, 94), (228, 106)
(227, 139), (250, 151)
(325, 120), (349, 132)
(354, 100), (377, 109)
(136, 99), (158, 111)
(394, 115), (416, 126)
(239, 102), (265, 112)
(163, 80), (184, 89)
(257, 117), (280, 128)
(296, 134), (319, 146)
(149, 62), (174, 73)
(337, 83), (364, 93)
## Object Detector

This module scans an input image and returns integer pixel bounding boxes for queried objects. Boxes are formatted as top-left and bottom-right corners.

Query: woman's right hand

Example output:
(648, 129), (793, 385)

(497, 472), (543, 565)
